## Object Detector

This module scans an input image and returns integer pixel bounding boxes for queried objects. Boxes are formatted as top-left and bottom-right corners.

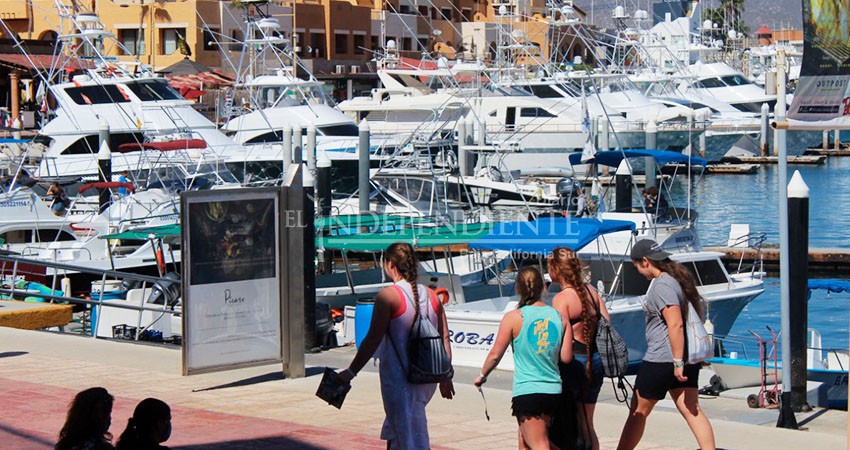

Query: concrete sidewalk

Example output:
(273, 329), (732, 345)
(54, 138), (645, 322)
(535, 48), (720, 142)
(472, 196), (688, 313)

(0, 327), (845, 449)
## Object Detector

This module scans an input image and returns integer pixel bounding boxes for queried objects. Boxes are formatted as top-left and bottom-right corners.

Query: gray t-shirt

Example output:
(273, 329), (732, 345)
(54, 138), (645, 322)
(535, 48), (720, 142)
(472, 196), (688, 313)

(642, 273), (685, 363)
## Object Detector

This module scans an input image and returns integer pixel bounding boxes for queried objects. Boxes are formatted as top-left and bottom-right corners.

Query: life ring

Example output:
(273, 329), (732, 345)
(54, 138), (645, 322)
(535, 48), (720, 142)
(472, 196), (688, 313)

(435, 288), (450, 305)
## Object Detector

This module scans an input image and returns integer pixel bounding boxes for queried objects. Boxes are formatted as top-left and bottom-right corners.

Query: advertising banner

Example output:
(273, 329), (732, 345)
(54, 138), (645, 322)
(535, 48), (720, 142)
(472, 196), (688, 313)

(787, 0), (850, 122)
(182, 188), (282, 375)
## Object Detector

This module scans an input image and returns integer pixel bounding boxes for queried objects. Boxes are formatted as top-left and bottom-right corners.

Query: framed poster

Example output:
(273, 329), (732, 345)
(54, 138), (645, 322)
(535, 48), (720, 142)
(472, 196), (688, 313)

(182, 188), (283, 375)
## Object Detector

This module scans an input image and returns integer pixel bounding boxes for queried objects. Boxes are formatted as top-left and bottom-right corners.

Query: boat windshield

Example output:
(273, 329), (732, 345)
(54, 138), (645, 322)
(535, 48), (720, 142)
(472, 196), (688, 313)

(257, 84), (327, 109)
(124, 79), (184, 101)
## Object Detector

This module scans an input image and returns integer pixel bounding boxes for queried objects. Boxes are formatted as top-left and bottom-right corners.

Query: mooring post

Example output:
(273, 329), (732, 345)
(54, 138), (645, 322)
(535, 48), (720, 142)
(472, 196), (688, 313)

(97, 119), (112, 214)
(358, 120), (370, 214)
(293, 126), (303, 165)
(788, 170), (810, 412)
(282, 125), (292, 175)
(760, 103), (770, 156)
(614, 159), (632, 212)
(645, 121), (657, 189)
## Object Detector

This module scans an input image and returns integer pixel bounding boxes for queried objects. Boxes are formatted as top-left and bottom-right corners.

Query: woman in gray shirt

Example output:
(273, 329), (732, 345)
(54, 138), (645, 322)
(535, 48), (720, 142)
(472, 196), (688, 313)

(617, 239), (716, 450)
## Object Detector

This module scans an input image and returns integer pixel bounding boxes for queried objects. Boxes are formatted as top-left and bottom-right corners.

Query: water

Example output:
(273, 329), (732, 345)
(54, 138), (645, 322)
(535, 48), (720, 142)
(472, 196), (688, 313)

(673, 156), (850, 249)
(726, 278), (850, 357)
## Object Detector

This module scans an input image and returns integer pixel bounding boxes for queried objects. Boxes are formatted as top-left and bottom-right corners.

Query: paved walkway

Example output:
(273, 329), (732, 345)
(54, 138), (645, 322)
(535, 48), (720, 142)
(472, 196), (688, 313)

(0, 327), (846, 449)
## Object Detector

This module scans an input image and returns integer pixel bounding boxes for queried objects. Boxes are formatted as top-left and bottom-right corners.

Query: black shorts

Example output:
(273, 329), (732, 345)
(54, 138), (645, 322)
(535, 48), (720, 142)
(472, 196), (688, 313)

(511, 393), (561, 418)
(634, 361), (700, 400)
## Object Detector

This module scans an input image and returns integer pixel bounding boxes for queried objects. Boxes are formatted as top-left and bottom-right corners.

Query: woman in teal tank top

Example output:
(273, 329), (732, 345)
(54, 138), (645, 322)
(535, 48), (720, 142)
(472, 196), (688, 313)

(475, 267), (573, 450)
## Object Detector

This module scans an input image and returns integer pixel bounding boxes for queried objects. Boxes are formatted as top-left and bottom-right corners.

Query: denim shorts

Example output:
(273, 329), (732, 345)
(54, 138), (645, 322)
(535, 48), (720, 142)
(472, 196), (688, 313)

(560, 352), (604, 404)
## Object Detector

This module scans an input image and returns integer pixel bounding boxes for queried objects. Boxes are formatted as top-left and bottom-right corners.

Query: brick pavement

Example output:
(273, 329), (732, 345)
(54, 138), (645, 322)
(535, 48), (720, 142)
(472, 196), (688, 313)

(0, 377), (392, 450)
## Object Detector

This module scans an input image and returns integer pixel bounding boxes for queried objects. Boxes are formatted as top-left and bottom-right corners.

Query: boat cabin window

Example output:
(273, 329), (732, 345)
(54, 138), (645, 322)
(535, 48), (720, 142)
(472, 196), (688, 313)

(0, 228), (76, 244)
(318, 124), (359, 137)
(61, 133), (145, 155)
(65, 85), (130, 105)
(680, 259), (729, 286)
(245, 131), (285, 144)
(520, 107), (556, 118)
(124, 80), (183, 101)
(586, 258), (651, 296)
(720, 75), (752, 86)
(522, 85), (565, 99)
(694, 78), (725, 89)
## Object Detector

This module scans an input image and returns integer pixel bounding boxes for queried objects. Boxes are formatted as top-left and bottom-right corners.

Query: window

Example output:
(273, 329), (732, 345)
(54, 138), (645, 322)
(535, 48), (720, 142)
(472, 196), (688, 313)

(370, 36), (379, 53)
(160, 28), (186, 55)
(418, 5), (428, 15)
(118, 29), (145, 55)
(335, 33), (348, 55)
(245, 131), (285, 144)
(65, 85), (130, 105)
(310, 33), (325, 58)
(402, 37), (412, 51)
(520, 107), (556, 118)
(203, 28), (218, 51)
(124, 80), (183, 101)
(696, 77), (725, 88)
(681, 260), (730, 286)
(317, 124), (359, 137)
(461, 8), (472, 21)
(35, 229), (77, 242)
(440, 7), (452, 20)
(353, 34), (365, 55)
(721, 75), (752, 86)
(524, 85), (564, 98)
(231, 29), (244, 43)
(61, 133), (144, 155)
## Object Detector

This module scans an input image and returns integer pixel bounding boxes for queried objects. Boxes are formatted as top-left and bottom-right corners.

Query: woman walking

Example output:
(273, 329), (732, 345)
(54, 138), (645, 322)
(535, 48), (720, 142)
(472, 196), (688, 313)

(338, 242), (454, 450)
(474, 267), (573, 450)
(56, 387), (115, 450)
(617, 240), (715, 450)
(548, 247), (607, 450)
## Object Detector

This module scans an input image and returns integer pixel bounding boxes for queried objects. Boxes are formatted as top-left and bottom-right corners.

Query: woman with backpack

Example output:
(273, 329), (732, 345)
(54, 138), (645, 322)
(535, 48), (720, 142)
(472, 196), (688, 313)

(548, 247), (608, 450)
(474, 267), (573, 450)
(617, 239), (715, 450)
(338, 242), (454, 449)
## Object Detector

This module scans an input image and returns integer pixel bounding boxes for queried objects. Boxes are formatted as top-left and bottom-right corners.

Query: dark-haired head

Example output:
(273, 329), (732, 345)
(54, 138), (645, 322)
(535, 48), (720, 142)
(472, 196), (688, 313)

(116, 398), (171, 449)
(56, 387), (114, 450)
(515, 267), (544, 308)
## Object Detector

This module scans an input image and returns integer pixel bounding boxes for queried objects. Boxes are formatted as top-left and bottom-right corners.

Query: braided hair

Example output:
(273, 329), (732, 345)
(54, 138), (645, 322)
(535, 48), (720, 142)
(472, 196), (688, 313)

(548, 247), (597, 382)
(385, 242), (421, 315)
(515, 267), (544, 308)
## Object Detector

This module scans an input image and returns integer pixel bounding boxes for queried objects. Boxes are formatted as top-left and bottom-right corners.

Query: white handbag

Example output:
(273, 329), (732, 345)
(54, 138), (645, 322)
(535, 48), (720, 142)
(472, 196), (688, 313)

(685, 302), (713, 364)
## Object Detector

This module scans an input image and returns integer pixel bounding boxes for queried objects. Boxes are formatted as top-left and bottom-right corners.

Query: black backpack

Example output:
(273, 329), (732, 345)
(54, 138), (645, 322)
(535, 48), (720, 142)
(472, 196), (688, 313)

(389, 285), (454, 384)
(588, 286), (628, 378)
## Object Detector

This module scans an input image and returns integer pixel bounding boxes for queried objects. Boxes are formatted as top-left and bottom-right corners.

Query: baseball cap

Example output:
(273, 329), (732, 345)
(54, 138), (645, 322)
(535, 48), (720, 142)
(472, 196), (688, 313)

(630, 239), (671, 261)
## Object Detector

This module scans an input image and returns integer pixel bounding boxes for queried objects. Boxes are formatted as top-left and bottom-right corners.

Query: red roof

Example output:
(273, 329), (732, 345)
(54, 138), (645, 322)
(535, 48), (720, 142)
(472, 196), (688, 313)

(756, 25), (772, 36)
(0, 53), (64, 71)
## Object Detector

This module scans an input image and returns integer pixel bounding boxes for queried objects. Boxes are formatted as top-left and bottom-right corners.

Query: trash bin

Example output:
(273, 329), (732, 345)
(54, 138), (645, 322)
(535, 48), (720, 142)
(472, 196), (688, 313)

(355, 298), (375, 349)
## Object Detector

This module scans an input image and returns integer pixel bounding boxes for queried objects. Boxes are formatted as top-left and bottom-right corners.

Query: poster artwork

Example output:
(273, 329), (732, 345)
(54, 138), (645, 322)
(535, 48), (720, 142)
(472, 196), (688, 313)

(788, 0), (850, 120)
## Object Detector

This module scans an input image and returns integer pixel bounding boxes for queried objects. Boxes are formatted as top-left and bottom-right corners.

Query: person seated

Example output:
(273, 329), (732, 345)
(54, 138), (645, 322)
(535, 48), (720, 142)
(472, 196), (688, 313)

(55, 387), (115, 450)
(47, 182), (69, 216)
(642, 186), (667, 214)
(115, 398), (172, 450)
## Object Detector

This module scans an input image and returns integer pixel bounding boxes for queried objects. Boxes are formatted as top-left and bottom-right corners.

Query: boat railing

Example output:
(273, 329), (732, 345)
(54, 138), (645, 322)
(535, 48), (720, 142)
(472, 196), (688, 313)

(730, 231), (767, 276)
(19, 246), (94, 262)
(712, 334), (754, 360)
(0, 253), (180, 341)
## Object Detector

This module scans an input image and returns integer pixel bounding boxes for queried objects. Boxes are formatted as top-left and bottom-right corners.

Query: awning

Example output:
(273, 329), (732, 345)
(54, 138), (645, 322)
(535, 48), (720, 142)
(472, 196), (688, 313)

(468, 217), (635, 254)
(568, 150), (708, 168)
(318, 222), (493, 252)
(0, 53), (63, 71)
(316, 214), (428, 234)
(808, 279), (850, 299)
(100, 224), (181, 241)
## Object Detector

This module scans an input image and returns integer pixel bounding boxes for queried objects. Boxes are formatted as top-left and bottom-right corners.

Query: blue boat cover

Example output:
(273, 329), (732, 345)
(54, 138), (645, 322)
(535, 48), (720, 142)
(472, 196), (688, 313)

(568, 150), (709, 168)
(0, 138), (30, 144)
(808, 279), (850, 300)
(469, 216), (635, 254)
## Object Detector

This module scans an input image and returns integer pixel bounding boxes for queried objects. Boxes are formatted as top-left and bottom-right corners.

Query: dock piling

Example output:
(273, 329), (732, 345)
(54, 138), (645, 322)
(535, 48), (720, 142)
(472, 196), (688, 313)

(760, 103), (770, 156)
(97, 119), (111, 214)
(358, 120), (370, 214)
(645, 121), (657, 188)
(614, 159), (632, 212)
(788, 170), (811, 412)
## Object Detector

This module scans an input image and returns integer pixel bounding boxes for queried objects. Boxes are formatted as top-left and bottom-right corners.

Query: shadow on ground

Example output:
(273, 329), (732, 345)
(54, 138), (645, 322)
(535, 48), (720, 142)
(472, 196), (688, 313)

(192, 366), (326, 392)
(174, 436), (334, 449)
(0, 351), (28, 359)
(0, 421), (54, 447)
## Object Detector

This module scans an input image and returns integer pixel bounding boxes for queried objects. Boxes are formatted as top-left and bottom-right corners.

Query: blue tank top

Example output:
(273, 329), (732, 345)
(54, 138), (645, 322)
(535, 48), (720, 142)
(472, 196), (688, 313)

(512, 305), (564, 397)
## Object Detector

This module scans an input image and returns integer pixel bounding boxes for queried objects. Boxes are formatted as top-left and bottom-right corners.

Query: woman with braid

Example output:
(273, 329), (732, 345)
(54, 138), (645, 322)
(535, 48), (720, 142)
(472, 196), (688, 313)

(475, 267), (573, 450)
(339, 242), (454, 449)
(548, 247), (608, 450)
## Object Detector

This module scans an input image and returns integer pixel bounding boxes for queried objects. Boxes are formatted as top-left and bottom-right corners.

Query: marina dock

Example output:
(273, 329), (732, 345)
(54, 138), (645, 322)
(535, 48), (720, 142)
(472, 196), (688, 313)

(0, 326), (846, 450)
(707, 246), (850, 276)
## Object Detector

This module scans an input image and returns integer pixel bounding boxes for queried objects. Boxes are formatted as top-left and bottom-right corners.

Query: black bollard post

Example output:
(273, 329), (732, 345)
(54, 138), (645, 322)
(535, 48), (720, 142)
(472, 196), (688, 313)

(788, 170), (810, 412)
(358, 120), (370, 214)
(97, 120), (112, 214)
(614, 160), (632, 212)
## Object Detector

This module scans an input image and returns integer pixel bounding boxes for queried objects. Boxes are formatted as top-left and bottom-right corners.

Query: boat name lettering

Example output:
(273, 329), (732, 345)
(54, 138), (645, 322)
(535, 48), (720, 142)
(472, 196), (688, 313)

(224, 289), (245, 304)
(448, 330), (494, 346)
(0, 200), (30, 208)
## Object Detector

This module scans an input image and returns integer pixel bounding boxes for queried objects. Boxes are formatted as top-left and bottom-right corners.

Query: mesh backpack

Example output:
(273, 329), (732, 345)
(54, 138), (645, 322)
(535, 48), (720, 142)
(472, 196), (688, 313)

(389, 285), (454, 384)
(588, 286), (632, 404)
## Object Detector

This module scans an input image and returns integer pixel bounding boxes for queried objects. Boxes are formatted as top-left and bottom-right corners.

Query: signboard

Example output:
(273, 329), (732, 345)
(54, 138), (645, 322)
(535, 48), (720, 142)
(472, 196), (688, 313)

(787, 0), (850, 122)
(182, 188), (283, 375)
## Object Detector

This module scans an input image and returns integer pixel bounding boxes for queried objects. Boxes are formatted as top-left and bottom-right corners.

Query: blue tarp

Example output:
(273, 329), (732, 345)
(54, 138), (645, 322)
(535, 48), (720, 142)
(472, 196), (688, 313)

(568, 150), (709, 168)
(468, 216), (635, 254)
(808, 279), (850, 299)
(0, 138), (29, 144)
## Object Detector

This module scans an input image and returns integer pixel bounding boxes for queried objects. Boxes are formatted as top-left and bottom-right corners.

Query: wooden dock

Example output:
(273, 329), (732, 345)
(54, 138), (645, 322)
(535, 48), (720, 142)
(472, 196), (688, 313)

(705, 246), (850, 277)
(722, 155), (827, 165)
(804, 147), (850, 156)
